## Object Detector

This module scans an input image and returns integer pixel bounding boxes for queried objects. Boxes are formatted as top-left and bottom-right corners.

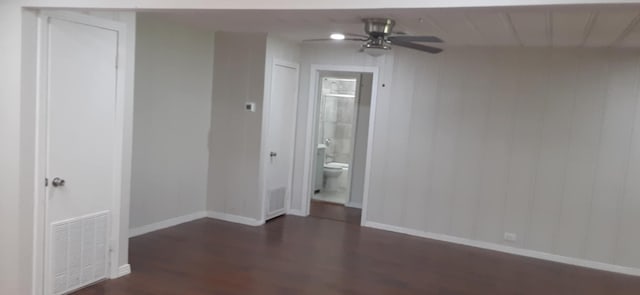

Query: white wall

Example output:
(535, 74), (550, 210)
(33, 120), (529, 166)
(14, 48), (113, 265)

(1, 1), (31, 293)
(349, 73), (373, 208)
(208, 33), (300, 223)
(371, 48), (640, 270)
(207, 32), (267, 222)
(293, 45), (640, 272)
(130, 14), (214, 232)
(20, 8), (39, 294)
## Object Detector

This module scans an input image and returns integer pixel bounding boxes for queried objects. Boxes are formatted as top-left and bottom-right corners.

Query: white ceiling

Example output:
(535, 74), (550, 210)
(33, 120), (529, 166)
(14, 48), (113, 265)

(153, 6), (640, 48)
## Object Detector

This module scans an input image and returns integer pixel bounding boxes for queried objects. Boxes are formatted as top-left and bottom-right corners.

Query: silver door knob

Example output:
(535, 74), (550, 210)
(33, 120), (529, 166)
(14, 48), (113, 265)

(52, 177), (65, 187)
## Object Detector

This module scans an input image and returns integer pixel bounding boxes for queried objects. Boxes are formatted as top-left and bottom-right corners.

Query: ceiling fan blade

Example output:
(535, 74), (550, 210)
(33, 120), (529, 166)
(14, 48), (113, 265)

(388, 35), (443, 43)
(345, 32), (369, 38)
(389, 40), (443, 54)
(302, 38), (367, 43)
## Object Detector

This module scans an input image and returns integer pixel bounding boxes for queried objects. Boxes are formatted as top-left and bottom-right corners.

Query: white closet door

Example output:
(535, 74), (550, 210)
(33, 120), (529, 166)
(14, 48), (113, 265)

(43, 16), (119, 295)
(265, 62), (299, 220)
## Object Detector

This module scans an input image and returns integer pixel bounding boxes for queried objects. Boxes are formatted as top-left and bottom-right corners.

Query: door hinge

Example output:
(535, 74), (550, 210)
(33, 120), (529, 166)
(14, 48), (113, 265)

(45, 178), (48, 187)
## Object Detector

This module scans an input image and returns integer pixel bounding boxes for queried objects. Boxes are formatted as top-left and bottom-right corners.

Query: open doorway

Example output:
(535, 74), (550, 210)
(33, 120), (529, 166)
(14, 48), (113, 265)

(308, 70), (374, 224)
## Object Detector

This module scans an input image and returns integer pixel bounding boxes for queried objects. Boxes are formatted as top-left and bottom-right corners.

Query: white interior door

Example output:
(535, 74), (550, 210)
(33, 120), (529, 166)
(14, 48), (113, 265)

(265, 62), (299, 220)
(43, 15), (120, 295)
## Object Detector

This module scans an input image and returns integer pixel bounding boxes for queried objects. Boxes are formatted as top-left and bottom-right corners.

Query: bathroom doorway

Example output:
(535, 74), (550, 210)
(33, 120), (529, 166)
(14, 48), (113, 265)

(308, 70), (374, 224)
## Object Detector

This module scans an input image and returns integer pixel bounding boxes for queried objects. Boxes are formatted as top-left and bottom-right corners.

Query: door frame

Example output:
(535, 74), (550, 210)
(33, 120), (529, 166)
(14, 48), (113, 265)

(314, 72), (363, 207)
(260, 58), (300, 222)
(300, 64), (379, 225)
(32, 11), (129, 295)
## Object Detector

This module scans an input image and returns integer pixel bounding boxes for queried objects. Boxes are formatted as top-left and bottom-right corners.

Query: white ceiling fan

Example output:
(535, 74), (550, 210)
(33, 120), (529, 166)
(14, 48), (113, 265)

(304, 18), (444, 56)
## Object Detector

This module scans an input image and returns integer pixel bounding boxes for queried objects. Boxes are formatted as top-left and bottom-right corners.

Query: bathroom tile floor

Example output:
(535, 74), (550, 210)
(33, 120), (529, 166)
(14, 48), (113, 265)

(312, 190), (348, 204)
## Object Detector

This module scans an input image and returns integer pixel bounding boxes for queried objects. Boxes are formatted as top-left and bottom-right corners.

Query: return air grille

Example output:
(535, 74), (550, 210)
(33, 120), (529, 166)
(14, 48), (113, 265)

(51, 211), (109, 294)
(267, 187), (287, 219)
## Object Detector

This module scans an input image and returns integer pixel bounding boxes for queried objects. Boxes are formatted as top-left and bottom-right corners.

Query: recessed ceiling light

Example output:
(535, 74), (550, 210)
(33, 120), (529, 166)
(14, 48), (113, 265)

(330, 33), (345, 40)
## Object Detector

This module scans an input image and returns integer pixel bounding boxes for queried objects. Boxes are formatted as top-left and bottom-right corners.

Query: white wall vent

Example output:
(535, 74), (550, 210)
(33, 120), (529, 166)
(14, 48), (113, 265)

(51, 211), (109, 294)
(266, 187), (287, 220)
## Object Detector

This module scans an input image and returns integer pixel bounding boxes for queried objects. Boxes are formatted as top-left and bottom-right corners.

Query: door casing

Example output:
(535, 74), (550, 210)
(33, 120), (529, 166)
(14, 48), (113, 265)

(300, 64), (379, 225)
(260, 59), (300, 222)
(32, 11), (130, 295)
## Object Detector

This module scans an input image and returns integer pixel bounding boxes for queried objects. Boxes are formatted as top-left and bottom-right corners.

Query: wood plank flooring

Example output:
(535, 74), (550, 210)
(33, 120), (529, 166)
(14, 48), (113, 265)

(74, 216), (640, 295)
(309, 200), (361, 224)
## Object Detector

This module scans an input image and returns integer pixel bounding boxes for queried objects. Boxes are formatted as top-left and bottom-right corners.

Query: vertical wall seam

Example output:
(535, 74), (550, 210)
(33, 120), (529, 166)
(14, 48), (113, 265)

(581, 54), (612, 259)
(550, 52), (582, 254)
(499, 51), (525, 246)
(444, 56), (470, 235)
(470, 51), (498, 240)
(422, 55), (446, 232)
(523, 51), (553, 249)
(612, 54), (640, 265)
(397, 51), (419, 228)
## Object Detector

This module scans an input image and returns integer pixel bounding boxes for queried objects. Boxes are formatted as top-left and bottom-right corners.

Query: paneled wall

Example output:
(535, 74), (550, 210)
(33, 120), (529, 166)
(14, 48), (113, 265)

(207, 32), (267, 221)
(205, 33), (301, 223)
(349, 73), (374, 207)
(292, 44), (640, 270)
(131, 14), (213, 230)
(365, 48), (640, 269)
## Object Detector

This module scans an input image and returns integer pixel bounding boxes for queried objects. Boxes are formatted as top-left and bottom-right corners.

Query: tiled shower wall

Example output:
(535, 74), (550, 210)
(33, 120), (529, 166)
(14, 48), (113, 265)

(318, 77), (357, 164)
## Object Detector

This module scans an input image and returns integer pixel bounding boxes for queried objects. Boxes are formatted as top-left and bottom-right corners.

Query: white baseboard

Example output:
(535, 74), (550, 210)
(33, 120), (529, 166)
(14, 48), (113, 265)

(113, 264), (131, 278)
(287, 209), (307, 217)
(345, 202), (362, 209)
(129, 211), (207, 238)
(364, 221), (640, 277)
(207, 211), (264, 226)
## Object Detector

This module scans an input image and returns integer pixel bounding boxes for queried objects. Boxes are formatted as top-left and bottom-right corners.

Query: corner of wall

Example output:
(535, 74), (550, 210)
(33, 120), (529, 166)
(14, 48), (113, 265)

(20, 8), (39, 295)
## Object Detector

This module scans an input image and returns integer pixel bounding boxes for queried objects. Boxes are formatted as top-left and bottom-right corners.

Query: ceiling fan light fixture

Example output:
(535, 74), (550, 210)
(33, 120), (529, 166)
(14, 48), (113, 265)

(330, 33), (345, 40)
(362, 38), (391, 56)
(362, 46), (389, 57)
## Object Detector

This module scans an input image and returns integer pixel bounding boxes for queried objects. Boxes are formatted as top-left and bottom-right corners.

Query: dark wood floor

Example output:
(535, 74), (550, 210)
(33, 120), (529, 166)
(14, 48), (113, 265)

(75, 216), (640, 295)
(309, 200), (361, 224)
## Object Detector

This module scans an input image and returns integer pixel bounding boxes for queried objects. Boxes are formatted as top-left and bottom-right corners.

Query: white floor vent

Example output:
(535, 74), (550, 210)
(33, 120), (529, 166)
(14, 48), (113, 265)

(266, 187), (287, 220)
(51, 211), (109, 294)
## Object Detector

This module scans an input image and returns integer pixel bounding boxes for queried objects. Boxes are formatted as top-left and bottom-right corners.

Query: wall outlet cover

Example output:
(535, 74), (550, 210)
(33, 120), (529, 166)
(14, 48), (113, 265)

(504, 232), (518, 242)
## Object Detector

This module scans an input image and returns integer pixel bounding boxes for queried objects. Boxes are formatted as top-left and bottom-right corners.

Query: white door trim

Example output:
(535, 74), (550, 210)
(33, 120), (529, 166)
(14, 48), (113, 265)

(300, 64), (379, 226)
(344, 74), (362, 208)
(259, 58), (300, 222)
(32, 10), (129, 295)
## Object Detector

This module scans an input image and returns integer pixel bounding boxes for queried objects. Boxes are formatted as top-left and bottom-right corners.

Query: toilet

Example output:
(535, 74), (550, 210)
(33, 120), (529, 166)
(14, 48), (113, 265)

(323, 162), (349, 192)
